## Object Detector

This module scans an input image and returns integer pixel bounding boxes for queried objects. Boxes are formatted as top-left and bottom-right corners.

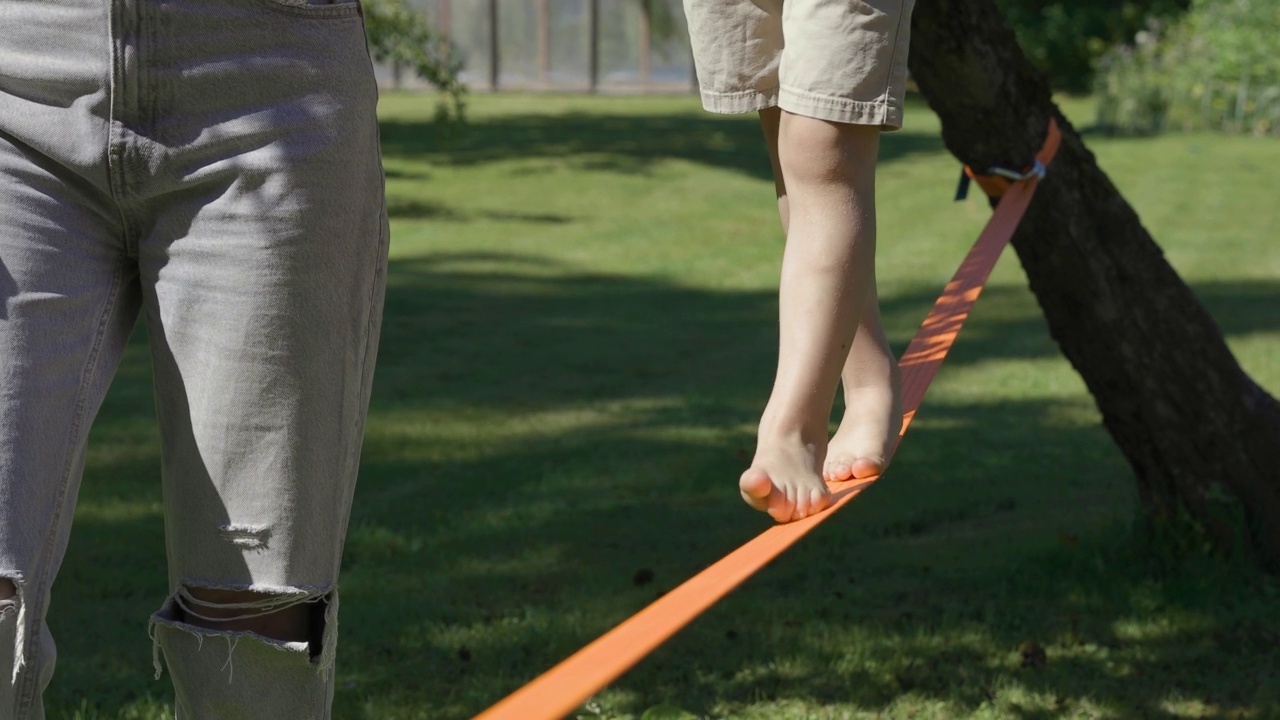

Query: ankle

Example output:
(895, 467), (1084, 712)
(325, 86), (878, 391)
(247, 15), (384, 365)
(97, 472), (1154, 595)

(842, 367), (902, 401)
(756, 412), (827, 450)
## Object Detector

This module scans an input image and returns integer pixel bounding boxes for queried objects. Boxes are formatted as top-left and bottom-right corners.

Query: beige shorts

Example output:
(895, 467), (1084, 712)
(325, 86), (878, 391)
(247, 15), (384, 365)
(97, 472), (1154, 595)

(684, 0), (917, 129)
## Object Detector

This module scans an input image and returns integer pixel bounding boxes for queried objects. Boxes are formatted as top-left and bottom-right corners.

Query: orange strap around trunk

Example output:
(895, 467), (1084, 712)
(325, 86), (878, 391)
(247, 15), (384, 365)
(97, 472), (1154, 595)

(474, 118), (1062, 720)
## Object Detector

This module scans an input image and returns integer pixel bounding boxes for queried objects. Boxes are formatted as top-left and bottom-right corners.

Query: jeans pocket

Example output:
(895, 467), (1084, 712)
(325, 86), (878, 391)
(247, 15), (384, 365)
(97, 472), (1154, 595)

(259, 0), (362, 19)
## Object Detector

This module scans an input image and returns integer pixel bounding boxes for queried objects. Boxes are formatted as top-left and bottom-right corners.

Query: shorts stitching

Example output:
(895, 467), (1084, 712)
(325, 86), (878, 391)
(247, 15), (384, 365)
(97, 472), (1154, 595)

(699, 86), (780, 115)
(778, 85), (890, 125)
(880, 0), (912, 125)
(780, 86), (888, 111)
(701, 86), (781, 101)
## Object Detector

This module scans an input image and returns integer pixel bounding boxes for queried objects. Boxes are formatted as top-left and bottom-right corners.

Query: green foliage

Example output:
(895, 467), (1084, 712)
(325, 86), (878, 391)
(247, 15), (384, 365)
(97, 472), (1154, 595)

(1094, 0), (1280, 135)
(362, 0), (466, 119)
(994, 0), (1190, 92)
(644, 0), (682, 45)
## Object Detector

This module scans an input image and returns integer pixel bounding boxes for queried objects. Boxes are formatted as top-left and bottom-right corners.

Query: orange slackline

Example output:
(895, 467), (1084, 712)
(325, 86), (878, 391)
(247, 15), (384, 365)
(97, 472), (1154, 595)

(474, 118), (1063, 720)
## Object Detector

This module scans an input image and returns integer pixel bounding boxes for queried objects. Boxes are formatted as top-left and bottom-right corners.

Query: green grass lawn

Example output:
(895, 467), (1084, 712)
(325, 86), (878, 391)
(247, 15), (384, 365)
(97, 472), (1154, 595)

(50, 93), (1280, 719)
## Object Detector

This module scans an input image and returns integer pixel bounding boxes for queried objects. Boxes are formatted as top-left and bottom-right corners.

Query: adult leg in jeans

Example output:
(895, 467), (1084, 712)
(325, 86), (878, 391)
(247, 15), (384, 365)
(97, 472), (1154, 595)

(1, 4), (140, 712)
(0, 137), (139, 719)
(1, 0), (387, 715)
(137, 2), (387, 717)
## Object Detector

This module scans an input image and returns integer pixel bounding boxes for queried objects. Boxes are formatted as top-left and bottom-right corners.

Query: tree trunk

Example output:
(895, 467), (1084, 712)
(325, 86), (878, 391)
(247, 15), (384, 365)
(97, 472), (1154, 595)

(908, 0), (1280, 568)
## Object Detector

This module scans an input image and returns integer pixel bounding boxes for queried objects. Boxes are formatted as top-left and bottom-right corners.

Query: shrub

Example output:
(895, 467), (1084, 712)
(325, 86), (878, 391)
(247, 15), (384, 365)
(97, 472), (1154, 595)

(995, 0), (1190, 93)
(363, 0), (466, 118)
(1095, 0), (1280, 135)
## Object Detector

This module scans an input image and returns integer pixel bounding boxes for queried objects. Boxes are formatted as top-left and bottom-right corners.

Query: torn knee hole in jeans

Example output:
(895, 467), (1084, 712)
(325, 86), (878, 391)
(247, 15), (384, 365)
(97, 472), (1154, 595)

(1, 574), (20, 618)
(218, 523), (272, 551)
(174, 585), (320, 624)
(2, 573), (25, 684)
(149, 584), (339, 680)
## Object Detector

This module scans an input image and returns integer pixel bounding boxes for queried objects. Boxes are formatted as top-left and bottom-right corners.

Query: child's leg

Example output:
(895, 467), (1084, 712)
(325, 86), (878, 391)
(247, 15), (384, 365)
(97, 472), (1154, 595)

(825, 286), (903, 481)
(685, 0), (915, 521)
(757, 108), (903, 490)
(739, 109), (881, 522)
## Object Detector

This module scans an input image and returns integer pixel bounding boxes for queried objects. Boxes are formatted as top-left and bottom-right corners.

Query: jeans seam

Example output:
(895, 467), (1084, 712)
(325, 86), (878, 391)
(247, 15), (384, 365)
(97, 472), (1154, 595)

(14, 261), (125, 712)
(334, 192), (387, 554)
(106, 2), (132, 249)
(144, 2), (159, 152)
(360, 200), (387, 415)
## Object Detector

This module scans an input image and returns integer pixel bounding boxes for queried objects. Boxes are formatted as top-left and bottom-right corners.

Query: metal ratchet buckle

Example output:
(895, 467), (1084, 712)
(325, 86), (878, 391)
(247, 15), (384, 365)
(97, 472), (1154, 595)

(986, 158), (1047, 183)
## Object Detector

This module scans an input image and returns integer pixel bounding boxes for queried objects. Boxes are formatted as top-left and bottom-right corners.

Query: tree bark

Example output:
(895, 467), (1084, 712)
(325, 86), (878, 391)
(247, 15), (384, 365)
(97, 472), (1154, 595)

(908, 0), (1280, 568)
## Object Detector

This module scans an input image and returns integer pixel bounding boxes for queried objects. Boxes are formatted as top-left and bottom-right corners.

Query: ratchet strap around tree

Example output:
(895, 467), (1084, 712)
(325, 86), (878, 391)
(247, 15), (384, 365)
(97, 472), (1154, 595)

(474, 117), (1063, 720)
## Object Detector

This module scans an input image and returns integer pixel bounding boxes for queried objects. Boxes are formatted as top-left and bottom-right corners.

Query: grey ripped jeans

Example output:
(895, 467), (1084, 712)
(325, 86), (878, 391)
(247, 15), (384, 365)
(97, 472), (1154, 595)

(0, 0), (387, 717)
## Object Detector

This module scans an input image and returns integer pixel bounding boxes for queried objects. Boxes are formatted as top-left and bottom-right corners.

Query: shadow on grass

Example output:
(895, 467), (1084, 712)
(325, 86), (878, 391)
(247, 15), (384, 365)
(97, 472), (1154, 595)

(386, 196), (575, 223)
(374, 252), (1280, 411)
(48, 253), (1280, 718)
(378, 111), (946, 182)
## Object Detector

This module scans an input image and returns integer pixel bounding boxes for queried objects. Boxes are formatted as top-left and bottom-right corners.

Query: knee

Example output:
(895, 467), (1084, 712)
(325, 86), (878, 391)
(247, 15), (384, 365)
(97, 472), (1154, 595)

(778, 112), (879, 186)
(179, 586), (314, 644)
(0, 578), (15, 602)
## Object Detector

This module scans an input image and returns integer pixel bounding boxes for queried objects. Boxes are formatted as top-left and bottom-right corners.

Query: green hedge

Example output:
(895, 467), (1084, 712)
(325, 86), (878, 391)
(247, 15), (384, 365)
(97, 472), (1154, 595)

(1095, 0), (1280, 135)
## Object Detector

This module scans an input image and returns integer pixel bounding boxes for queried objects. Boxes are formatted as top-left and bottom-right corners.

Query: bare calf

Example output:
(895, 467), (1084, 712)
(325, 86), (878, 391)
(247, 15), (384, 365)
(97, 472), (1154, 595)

(179, 586), (311, 644)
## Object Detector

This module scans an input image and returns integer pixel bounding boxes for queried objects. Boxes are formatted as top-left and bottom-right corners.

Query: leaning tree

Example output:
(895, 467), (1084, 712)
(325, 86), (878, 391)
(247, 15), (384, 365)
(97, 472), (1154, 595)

(907, 0), (1280, 567)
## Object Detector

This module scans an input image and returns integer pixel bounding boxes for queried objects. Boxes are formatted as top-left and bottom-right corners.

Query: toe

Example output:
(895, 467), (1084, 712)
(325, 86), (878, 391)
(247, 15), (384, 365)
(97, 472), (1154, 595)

(767, 492), (795, 523)
(824, 457), (853, 483)
(812, 486), (832, 514)
(765, 483), (796, 523)
(739, 469), (773, 511)
(793, 486), (830, 521)
(793, 484), (814, 517)
(792, 489), (811, 520)
(850, 457), (886, 479)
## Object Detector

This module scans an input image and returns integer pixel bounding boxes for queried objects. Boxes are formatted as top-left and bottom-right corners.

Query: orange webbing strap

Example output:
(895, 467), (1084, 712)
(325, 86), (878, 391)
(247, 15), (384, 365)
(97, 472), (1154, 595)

(474, 118), (1063, 720)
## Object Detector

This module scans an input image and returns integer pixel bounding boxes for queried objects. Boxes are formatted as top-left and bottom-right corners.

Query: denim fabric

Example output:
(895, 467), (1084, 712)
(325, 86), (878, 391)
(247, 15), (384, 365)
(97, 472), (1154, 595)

(0, 0), (388, 716)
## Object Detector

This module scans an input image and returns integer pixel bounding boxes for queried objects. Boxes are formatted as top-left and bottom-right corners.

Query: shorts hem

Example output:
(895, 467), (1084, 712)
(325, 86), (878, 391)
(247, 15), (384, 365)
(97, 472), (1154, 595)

(699, 87), (781, 115)
(778, 86), (904, 130)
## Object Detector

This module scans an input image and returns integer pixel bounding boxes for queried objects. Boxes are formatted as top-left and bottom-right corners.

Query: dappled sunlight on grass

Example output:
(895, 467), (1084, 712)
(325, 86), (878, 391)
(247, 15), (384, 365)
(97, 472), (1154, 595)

(364, 398), (692, 462)
(1111, 612), (1216, 643)
(71, 498), (163, 524)
(45, 94), (1280, 718)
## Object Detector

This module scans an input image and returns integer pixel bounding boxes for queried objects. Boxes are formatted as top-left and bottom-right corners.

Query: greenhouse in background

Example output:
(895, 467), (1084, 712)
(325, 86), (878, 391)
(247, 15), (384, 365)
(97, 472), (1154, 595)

(379, 0), (697, 93)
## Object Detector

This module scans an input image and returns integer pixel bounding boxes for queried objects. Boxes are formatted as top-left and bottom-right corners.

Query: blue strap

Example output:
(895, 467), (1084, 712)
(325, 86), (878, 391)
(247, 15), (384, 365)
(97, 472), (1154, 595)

(954, 168), (972, 202)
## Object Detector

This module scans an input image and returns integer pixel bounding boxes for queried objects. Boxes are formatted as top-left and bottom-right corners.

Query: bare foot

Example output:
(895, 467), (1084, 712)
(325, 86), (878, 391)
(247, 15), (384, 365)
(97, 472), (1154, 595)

(739, 437), (832, 523)
(824, 365), (903, 482)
